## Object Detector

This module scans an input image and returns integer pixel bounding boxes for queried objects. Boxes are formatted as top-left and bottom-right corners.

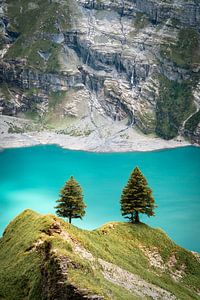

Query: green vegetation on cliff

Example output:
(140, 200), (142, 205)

(161, 28), (200, 69)
(158, 27), (200, 140)
(0, 210), (199, 300)
(6, 39), (60, 73)
(5, 0), (80, 72)
(156, 76), (195, 139)
(185, 110), (200, 132)
(134, 12), (150, 31)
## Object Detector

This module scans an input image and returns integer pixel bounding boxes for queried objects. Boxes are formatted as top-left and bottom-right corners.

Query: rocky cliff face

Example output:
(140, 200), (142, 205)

(0, 0), (200, 144)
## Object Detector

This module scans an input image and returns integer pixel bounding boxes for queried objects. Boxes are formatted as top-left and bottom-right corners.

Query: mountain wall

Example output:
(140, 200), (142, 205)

(0, 0), (200, 144)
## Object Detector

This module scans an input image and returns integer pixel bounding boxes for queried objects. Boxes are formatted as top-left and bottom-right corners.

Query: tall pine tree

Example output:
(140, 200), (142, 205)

(55, 176), (86, 224)
(120, 167), (156, 223)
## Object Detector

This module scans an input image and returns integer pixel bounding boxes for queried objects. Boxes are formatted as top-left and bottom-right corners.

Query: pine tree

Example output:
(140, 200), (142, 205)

(120, 167), (156, 223)
(55, 176), (86, 224)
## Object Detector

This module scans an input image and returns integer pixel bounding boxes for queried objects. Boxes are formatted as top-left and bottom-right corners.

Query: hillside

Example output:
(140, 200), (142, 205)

(0, 0), (200, 149)
(0, 209), (200, 299)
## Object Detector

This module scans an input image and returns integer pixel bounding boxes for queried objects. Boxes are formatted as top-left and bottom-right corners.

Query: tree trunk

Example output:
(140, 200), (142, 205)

(135, 211), (140, 223)
(131, 212), (134, 223)
(69, 216), (72, 224)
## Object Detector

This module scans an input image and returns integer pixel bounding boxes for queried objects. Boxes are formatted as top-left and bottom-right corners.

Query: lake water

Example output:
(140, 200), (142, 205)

(0, 145), (199, 251)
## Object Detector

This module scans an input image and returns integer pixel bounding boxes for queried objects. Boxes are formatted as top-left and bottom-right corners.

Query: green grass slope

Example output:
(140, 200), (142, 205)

(0, 210), (200, 300)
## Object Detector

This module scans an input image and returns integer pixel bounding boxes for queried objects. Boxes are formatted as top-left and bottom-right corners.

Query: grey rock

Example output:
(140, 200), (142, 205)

(0, 0), (200, 144)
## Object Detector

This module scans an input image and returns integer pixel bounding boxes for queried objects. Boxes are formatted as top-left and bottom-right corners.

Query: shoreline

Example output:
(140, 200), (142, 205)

(0, 130), (193, 153)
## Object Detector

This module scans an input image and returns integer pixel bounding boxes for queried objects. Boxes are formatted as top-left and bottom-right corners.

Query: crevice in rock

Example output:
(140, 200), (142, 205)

(40, 240), (103, 300)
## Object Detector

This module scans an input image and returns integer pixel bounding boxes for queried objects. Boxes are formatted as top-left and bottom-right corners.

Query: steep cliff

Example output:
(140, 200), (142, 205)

(0, 210), (200, 299)
(0, 0), (200, 145)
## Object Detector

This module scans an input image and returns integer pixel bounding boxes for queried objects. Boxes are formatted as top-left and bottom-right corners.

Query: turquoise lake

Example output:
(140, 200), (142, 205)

(0, 145), (200, 251)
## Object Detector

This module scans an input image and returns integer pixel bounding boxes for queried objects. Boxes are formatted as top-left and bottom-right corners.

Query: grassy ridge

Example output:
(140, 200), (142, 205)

(0, 210), (199, 299)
